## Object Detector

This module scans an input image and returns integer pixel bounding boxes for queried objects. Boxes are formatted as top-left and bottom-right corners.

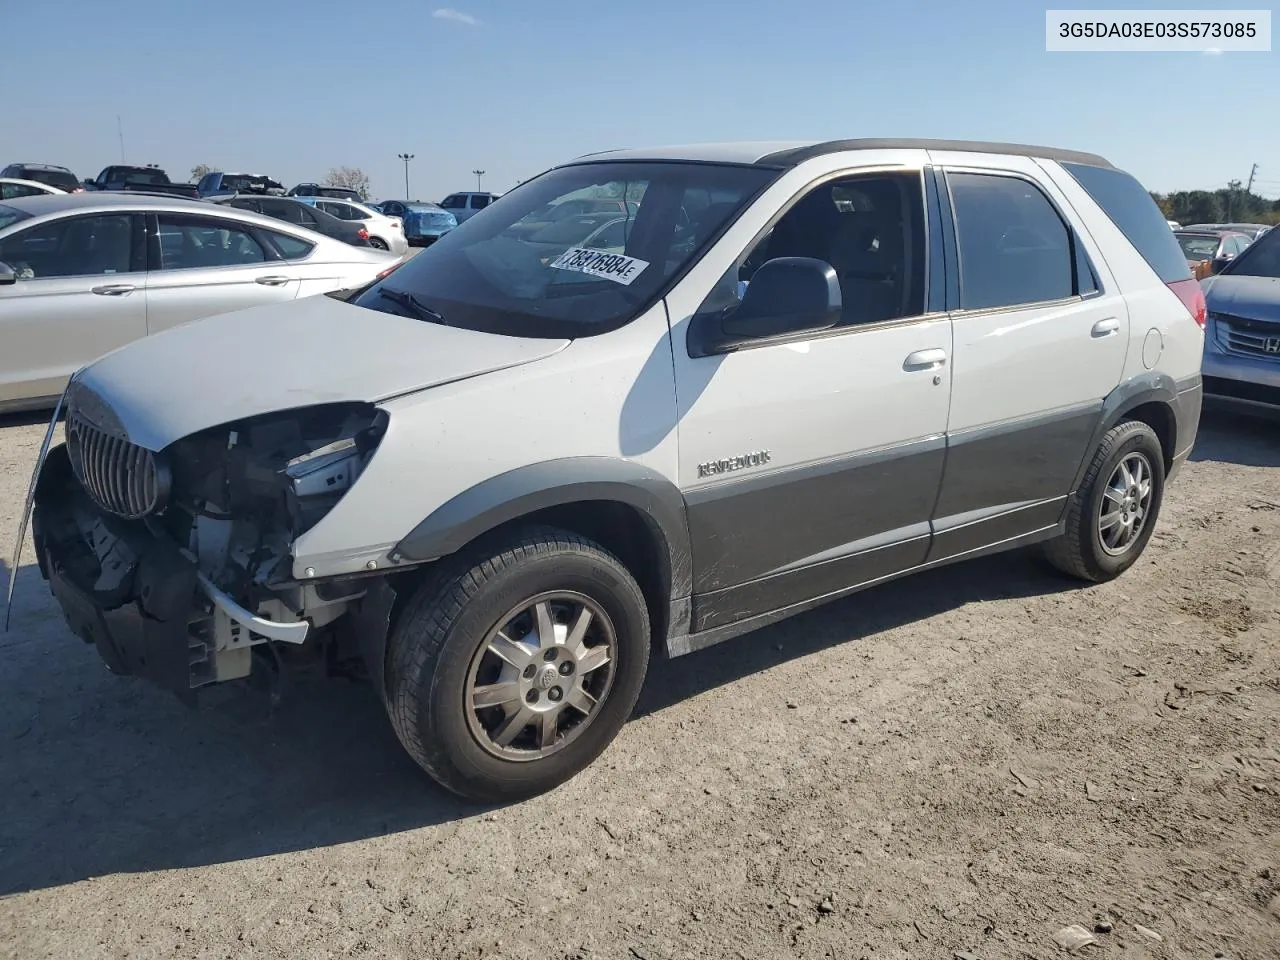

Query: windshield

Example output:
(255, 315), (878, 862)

(1223, 224), (1280, 279)
(353, 161), (775, 337)
(0, 204), (31, 231)
(21, 167), (79, 191)
(317, 187), (360, 199)
(118, 168), (169, 185)
(1176, 234), (1219, 261)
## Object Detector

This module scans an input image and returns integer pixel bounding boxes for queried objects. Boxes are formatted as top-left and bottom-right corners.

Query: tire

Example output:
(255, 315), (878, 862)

(385, 526), (651, 803)
(369, 237), (389, 251)
(1043, 420), (1166, 582)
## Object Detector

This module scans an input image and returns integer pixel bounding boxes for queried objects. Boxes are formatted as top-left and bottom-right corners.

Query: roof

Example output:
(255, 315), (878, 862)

(0, 192), (215, 215)
(6, 162), (74, 172)
(569, 139), (1113, 169)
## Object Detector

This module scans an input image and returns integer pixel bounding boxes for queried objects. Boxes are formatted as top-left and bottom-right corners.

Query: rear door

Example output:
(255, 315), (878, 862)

(928, 155), (1128, 560)
(143, 211), (299, 334)
(0, 212), (147, 405)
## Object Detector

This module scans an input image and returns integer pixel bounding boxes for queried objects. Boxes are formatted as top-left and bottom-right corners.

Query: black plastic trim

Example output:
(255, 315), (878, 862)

(1073, 373), (1180, 492)
(391, 458), (693, 601)
(755, 139), (1113, 170)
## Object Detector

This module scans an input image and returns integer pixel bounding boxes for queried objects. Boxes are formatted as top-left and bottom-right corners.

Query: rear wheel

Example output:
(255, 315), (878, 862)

(369, 237), (389, 251)
(1044, 420), (1165, 582)
(385, 526), (651, 802)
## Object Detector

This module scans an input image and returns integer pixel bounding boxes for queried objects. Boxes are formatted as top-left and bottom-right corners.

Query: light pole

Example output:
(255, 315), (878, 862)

(472, 169), (486, 192)
(397, 153), (415, 200)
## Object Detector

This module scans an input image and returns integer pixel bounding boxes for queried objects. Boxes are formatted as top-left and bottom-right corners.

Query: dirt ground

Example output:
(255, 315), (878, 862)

(1, 408), (1278, 960)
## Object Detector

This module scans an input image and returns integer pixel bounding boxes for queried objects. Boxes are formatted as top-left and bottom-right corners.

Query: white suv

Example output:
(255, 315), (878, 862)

(15, 139), (1205, 802)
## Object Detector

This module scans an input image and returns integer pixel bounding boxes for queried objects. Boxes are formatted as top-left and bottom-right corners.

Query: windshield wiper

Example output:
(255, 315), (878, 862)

(375, 286), (448, 325)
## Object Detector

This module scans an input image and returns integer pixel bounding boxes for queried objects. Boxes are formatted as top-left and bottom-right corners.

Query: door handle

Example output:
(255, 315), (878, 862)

(255, 275), (291, 286)
(903, 348), (947, 371)
(1091, 317), (1120, 338)
(91, 283), (136, 296)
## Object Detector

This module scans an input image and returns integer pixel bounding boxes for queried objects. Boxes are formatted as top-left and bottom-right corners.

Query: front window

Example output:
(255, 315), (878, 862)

(440, 194), (466, 209)
(0, 204), (32, 231)
(353, 161), (776, 337)
(1223, 225), (1280, 279)
(1176, 234), (1221, 262)
(0, 214), (138, 279)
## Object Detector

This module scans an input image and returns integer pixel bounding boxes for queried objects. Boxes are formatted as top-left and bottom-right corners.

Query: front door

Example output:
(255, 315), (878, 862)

(144, 212), (299, 334)
(0, 212), (147, 406)
(928, 161), (1130, 560)
(668, 163), (952, 633)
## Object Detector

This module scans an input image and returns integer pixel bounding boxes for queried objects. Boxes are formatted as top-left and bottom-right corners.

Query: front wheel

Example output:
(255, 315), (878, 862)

(1044, 420), (1166, 582)
(385, 526), (651, 802)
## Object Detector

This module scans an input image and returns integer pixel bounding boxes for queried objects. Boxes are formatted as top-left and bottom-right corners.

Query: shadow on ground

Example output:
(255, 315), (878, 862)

(0, 411), (1271, 895)
(1191, 406), (1280, 468)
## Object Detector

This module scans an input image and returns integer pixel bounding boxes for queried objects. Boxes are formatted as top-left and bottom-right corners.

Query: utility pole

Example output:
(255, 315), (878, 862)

(472, 169), (486, 192)
(116, 115), (125, 162)
(1246, 163), (1258, 194)
(397, 153), (415, 200)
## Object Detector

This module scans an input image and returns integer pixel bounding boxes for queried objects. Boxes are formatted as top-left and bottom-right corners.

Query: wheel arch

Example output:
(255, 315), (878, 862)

(389, 457), (692, 641)
(1073, 374), (1180, 492)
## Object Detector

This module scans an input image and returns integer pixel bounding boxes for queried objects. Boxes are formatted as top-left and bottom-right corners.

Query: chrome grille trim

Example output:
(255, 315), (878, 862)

(1217, 314), (1280, 360)
(65, 412), (167, 519)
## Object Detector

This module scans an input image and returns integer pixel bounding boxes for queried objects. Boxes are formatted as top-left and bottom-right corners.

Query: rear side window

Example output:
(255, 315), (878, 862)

(1061, 162), (1191, 283)
(267, 231), (315, 259)
(440, 194), (465, 209)
(155, 214), (266, 269)
(471, 195), (491, 209)
(949, 173), (1073, 310)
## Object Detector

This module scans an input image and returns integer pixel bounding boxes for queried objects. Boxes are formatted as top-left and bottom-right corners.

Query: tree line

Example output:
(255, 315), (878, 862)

(1152, 182), (1280, 226)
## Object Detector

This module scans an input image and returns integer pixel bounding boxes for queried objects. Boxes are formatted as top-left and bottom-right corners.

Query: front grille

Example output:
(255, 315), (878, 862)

(1216, 314), (1280, 360)
(65, 413), (166, 519)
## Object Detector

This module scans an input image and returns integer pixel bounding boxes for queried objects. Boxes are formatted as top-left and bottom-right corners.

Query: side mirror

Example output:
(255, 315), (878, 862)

(719, 257), (841, 341)
(0, 262), (15, 286)
(1211, 256), (1233, 274)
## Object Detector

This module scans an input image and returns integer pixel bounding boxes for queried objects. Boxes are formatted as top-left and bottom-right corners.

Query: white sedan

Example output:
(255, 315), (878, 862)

(0, 177), (67, 201)
(293, 197), (409, 256)
(0, 192), (401, 411)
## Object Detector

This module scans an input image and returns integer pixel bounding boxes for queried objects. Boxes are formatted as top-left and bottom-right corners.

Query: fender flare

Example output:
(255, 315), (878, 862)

(390, 457), (693, 601)
(1070, 372), (1181, 492)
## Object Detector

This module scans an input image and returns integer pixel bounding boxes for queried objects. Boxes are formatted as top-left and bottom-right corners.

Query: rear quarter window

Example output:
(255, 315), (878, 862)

(1061, 162), (1191, 283)
(267, 231), (315, 259)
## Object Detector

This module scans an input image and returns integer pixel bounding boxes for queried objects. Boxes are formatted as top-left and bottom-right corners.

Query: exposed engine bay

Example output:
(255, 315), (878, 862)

(32, 399), (393, 700)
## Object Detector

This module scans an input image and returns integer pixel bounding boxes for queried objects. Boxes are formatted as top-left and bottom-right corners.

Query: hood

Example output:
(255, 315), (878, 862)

(1203, 274), (1280, 323)
(71, 295), (570, 451)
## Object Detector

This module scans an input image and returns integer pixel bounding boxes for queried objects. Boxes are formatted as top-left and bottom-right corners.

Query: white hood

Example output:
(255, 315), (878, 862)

(71, 294), (570, 451)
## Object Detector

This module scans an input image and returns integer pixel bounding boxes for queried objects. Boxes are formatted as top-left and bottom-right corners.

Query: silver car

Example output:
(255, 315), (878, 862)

(0, 193), (400, 412)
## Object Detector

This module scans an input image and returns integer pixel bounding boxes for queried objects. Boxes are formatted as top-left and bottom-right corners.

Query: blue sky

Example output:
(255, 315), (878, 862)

(5, 0), (1277, 201)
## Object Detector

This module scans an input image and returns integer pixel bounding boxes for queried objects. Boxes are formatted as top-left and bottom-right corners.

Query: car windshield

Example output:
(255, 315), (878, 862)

(318, 187), (360, 199)
(1176, 234), (1219, 260)
(353, 161), (776, 338)
(22, 168), (79, 191)
(1223, 225), (1280, 279)
(0, 204), (31, 231)
(119, 169), (169, 185)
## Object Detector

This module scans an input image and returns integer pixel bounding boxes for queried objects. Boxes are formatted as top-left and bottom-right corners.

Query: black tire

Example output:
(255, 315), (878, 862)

(1044, 420), (1166, 582)
(369, 237), (389, 251)
(385, 526), (651, 802)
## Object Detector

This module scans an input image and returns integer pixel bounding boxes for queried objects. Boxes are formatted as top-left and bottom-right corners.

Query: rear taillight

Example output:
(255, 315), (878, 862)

(357, 227), (369, 240)
(1167, 278), (1206, 329)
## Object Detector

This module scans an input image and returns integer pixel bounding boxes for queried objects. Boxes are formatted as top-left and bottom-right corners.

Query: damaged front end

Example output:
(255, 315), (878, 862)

(27, 384), (390, 702)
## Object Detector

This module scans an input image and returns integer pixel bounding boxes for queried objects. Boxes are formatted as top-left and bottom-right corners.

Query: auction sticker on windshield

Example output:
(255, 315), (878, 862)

(550, 247), (649, 285)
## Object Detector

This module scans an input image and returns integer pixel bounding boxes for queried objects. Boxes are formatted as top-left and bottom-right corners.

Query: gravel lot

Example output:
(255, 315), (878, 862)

(1, 407), (1278, 960)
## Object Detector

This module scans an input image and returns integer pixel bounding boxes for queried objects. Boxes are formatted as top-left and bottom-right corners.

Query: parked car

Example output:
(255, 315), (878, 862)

(504, 198), (639, 239)
(1200, 223), (1280, 412)
(17, 139), (1203, 804)
(83, 165), (200, 198)
(1, 163), (83, 194)
(1166, 220), (1181, 230)
(1174, 229), (1251, 280)
(440, 191), (501, 223)
(196, 172), (286, 198)
(293, 197), (408, 255)
(209, 195), (373, 249)
(0, 193), (398, 412)
(0, 178), (66, 200)
(1183, 222), (1272, 242)
(374, 201), (457, 246)
(288, 183), (363, 202)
